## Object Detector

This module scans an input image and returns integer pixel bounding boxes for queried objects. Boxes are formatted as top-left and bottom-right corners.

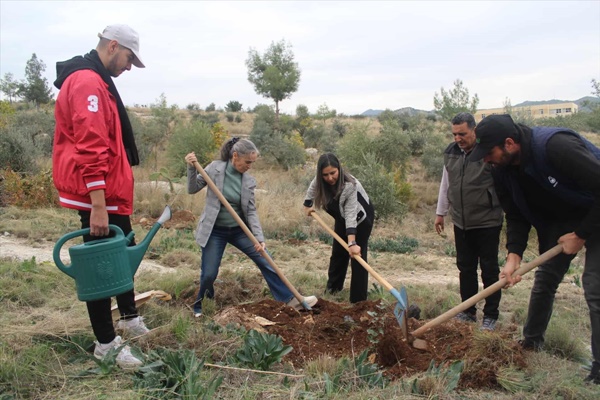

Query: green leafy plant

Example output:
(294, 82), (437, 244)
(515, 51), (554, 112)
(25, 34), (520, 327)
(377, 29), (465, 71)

(367, 283), (386, 300)
(354, 350), (386, 388)
(444, 243), (456, 257)
(317, 231), (333, 245)
(233, 329), (292, 370)
(366, 302), (387, 346)
(133, 348), (223, 399)
(409, 359), (464, 395)
(149, 167), (183, 194)
(370, 236), (419, 254)
(79, 344), (125, 376)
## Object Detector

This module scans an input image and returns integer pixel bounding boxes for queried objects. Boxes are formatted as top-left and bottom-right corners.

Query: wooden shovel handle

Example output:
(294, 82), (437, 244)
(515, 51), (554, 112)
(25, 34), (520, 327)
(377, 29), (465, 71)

(192, 161), (306, 305)
(411, 244), (563, 337)
(310, 211), (394, 292)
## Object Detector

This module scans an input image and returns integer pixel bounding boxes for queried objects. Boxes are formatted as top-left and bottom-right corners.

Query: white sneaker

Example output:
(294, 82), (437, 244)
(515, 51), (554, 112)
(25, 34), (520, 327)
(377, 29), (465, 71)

(116, 316), (150, 337)
(94, 335), (143, 370)
(287, 295), (318, 310)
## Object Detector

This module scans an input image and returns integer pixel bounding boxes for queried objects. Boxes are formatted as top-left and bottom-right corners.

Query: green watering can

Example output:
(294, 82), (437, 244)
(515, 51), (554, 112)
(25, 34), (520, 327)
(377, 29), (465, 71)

(53, 206), (172, 301)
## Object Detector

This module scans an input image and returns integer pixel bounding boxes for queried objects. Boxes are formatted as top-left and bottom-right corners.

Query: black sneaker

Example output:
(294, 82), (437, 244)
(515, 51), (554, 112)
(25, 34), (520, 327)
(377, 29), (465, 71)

(518, 339), (543, 352)
(584, 362), (600, 385)
(480, 316), (497, 331)
(454, 311), (477, 323)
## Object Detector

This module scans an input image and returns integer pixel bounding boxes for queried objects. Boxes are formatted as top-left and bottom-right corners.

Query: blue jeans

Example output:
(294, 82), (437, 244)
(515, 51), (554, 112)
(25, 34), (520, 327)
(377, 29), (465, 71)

(193, 226), (294, 313)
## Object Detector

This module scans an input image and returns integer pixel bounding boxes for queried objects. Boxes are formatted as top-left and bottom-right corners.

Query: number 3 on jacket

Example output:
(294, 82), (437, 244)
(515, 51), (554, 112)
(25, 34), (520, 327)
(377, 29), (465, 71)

(87, 95), (98, 112)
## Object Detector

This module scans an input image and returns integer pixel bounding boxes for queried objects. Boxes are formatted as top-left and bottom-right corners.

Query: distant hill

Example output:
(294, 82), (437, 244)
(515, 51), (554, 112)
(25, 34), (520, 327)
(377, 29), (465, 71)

(514, 96), (600, 112)
(394, 107), (436, 117)
(361, 109), (384, 117)
(361, 106), (434, 117)
(362, 96), (600, 117)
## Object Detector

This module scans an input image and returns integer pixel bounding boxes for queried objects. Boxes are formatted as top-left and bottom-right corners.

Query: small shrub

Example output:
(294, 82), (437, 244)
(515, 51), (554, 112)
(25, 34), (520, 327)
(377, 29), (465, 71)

(250, 120), (305, 170)
(133, 348), (223, 398)
(354, 349), (386, 388)
(192, 112), (220, 127)
(351, 153), (405, 219)
(369, 236), (419, 254)
(186, 102), (201, 111)
(234, 114), (243, 123)
(232, 329), (292, 370)
(165, 120), (219, 176)
(0, 131), (38, 173)
(497, 366), (533, 393)
(225, 100), (243, 112)
(0, 169), (58, 208)
(409, 360), (463, 396)
(225, 113), (234, 122)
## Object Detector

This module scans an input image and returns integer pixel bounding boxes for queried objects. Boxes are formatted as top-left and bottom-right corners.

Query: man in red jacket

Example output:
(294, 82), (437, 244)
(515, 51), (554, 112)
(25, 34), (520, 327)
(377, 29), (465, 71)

(53, 24), (147, 369)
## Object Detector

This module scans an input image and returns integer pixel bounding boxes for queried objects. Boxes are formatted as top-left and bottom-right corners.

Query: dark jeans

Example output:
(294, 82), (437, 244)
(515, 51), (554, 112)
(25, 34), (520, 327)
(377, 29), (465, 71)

(454, 225), (502, 319)
(525, 220), (600, 368)
(193, 226), (293, 313)
(79, 211), (138, 344)
(328, 217), (373, 303)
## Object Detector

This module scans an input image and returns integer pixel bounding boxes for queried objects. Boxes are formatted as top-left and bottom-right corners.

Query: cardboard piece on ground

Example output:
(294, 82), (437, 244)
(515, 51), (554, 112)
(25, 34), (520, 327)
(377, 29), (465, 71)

(111, 290), (172, 320)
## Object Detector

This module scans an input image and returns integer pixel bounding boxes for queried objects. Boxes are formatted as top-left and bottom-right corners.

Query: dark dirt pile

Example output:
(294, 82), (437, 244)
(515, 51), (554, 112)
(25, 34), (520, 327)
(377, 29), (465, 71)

(215, 298), (527, 389)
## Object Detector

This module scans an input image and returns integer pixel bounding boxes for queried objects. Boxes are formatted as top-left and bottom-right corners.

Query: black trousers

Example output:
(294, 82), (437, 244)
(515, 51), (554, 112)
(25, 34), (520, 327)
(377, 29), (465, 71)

(79, 211), (138, 344)
(525, 219), (600, 371)
(328, 216), (373, 303)
(454, 225), (502, 319)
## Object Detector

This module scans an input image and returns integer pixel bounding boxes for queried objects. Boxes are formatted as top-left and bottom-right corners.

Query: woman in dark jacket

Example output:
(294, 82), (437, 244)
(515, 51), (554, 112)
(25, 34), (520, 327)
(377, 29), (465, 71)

(304, 153), (374, 303)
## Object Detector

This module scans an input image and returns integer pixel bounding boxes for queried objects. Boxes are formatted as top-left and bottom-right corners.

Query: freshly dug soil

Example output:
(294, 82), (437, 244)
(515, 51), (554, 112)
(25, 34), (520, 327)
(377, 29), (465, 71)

(214, 298), (527, 389)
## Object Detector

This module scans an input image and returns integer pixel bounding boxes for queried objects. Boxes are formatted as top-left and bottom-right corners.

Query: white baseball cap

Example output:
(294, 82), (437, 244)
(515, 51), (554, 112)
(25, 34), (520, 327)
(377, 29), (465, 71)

(98, 24), (145, 68)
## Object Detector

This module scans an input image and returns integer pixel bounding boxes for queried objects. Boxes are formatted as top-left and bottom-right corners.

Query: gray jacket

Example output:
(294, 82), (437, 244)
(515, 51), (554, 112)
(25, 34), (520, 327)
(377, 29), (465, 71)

(187, 160), (264, 247)
(304, 175), (371, 232)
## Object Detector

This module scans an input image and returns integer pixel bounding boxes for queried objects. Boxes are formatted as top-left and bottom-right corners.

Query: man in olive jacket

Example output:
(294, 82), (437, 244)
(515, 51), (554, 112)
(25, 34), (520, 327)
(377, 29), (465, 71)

(435, 112), (504, 330)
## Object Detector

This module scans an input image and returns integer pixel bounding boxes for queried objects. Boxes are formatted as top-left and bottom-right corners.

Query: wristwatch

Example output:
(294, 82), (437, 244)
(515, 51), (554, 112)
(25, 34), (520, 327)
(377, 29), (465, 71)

(348, 241), (358, 247)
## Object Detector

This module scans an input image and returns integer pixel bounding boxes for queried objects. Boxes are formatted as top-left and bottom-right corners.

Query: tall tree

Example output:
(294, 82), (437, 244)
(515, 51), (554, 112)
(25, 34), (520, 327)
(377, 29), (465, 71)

(592, 78), (600, 98)
(0, 73), (20, 103)
(246, 40), (301, 128)
(146, 93), (180, 168)
(19, 53), (53, 106)
(433, 79), (479, 121)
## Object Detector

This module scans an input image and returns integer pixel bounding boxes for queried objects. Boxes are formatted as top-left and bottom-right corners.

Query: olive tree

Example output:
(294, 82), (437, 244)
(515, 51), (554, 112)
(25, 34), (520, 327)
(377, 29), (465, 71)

(433, 79), (479, 121)
(246, 40), (300, 128)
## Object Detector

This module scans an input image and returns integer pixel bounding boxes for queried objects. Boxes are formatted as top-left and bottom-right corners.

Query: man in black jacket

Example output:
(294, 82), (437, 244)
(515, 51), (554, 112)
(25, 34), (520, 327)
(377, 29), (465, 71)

(435, 113), (503, 330)
(470, 114), (600, 385)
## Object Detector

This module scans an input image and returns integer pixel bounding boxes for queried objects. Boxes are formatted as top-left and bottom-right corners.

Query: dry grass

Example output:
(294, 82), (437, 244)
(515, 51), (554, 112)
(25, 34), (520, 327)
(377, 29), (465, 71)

(2, 116), (599, 398)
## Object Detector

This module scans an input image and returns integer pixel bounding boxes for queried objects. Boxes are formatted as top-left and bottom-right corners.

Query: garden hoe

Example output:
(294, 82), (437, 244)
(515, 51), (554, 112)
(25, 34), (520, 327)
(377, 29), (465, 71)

(411, 244), (564, 339)
(193, 161), (314, 311)
(309, 211), (426, 347)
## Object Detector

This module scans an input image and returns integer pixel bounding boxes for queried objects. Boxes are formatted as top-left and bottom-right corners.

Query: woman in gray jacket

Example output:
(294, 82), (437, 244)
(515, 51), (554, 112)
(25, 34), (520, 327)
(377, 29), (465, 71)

(304, 153), (374, 303)
(186, 138), (316, 317)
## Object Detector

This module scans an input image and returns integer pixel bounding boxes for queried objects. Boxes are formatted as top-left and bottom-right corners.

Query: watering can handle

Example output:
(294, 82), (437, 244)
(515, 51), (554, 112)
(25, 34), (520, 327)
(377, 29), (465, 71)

(53, 225), (125, 276)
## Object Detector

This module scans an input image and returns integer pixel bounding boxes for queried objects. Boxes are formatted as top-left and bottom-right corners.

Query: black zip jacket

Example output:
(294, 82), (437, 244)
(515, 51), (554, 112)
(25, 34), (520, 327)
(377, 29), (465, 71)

(493, 126), (600, 256)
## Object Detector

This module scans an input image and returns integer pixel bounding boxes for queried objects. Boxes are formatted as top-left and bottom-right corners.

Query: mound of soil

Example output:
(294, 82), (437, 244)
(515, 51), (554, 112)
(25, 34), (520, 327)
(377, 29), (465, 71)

(214, 298), (527, 389)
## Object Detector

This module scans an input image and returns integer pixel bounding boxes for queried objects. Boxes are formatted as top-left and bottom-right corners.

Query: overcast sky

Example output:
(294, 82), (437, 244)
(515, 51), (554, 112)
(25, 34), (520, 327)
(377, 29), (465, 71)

(1, 0), (599, 115)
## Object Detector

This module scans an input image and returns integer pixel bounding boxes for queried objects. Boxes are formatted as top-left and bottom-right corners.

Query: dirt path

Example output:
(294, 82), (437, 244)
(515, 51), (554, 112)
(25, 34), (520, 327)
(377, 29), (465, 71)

(0, 234), (173, 274)
(0, 232), (459, 287)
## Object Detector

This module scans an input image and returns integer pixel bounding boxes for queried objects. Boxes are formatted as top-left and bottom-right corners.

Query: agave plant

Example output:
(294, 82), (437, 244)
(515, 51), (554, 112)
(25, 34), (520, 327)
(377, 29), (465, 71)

(233, 329), (293, 371)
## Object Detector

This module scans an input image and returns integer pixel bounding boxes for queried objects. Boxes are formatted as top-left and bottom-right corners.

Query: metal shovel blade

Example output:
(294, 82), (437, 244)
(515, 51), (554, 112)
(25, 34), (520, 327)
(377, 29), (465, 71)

(391, 287), (409, 339)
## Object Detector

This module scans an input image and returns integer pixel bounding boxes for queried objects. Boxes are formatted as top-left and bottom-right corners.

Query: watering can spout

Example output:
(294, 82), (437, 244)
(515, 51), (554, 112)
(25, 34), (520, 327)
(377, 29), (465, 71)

(127, 205), (172, 276)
